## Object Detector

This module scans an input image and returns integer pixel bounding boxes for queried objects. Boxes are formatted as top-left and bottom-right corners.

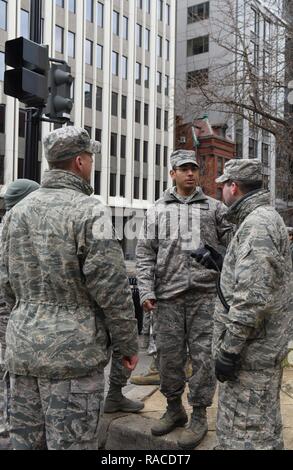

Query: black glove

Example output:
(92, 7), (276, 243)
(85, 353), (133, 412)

(190, 244), (223, 271)
(215, 350), (241, 383)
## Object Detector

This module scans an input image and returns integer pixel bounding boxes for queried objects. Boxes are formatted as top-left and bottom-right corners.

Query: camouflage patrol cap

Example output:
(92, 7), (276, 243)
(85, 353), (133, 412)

(170, 149), (199, 169)
(215, 158), (263, 183)
(43, 126), (101, 162)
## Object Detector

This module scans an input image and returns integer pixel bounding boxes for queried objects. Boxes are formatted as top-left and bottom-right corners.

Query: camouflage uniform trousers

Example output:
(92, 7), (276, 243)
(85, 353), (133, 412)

(9, 370), (104, 450)
(156, 289), (216, 406)
(108, 345), (131, 388)
(0, 310), (9, 433)
(217, 368), (284, 450)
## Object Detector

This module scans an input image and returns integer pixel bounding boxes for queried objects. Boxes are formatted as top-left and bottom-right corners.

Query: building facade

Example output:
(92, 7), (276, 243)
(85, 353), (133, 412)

(0, 0), (176, 258)
(175, 0), (285, 204)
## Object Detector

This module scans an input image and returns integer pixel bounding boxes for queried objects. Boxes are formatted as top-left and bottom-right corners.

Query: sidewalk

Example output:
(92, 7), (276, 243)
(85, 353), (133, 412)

(100, 356), (293, 450)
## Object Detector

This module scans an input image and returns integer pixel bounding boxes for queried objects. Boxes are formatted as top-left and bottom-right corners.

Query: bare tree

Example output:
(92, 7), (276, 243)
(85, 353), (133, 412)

(176, 0), (293, 217)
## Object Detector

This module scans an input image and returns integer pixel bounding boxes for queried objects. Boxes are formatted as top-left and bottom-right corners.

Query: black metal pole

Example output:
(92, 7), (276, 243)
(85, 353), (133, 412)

(23, 0), (42, 181)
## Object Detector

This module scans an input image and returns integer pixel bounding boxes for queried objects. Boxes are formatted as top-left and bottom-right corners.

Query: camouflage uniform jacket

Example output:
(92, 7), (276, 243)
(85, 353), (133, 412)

(213, 190), (293, 370)
(0, 170), (138, 379)
(0, 219), (10, 369)
(136, 187), (232, 303)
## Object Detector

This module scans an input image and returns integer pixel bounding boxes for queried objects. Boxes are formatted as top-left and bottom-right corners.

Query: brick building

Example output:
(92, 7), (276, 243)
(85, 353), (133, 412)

(176, 115), (235, 200)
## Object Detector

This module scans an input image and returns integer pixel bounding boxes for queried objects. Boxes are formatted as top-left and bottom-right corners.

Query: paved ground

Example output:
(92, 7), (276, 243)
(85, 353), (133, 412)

(100, 345), (293, 450)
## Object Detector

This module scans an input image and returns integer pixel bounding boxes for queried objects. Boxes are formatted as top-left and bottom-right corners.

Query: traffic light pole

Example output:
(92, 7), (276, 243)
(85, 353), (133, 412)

(24, 0), (42, 181)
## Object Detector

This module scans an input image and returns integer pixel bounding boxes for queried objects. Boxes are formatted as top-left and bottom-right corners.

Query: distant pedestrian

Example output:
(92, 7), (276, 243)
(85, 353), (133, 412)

(213, 159), (292, 450)
(0, 127), (138, 450)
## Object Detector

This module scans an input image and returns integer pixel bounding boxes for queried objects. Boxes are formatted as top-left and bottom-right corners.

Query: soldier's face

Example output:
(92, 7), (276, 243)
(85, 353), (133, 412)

(222, 181), (238, 206)
(170, 164), (199, 193)
(79, 152), (93, 183)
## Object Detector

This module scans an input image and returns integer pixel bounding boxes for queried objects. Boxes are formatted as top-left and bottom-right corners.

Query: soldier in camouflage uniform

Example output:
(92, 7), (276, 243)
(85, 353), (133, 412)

(0, 179), (40, 438)
(0, 127), (139, 450)
(213, 159), (292, 450)
(136, 149), (232, 449)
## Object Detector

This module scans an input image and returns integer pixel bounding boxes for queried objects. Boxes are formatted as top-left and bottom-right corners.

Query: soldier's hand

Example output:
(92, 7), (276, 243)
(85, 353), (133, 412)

(122, 355), (139, 371)
(143, 299), (157, 312)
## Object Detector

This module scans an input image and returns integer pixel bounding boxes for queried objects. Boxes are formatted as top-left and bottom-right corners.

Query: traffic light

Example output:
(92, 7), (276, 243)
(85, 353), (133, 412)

(45, 63), (73, 122)
(4, 36), (49, 107)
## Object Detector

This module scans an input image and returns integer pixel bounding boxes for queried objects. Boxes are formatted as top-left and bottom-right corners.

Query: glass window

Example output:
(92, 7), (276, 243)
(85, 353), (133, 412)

(157, 0), (163, 21)
(85, 82), (92, 108)
(85, 39), (93, 65)
(97, 2), (104, 27)
(0, 1), (7, 30)
(121, 135), (126, 159)
(113, 10), (119, 36)
(143, 178), (148, 200)
(96, 86), (103, 111)
(156, 108), (161, 129)
(95, 128), (102, 142)
(121, 95), (127, 119)
(144, 103), (149, 126)
(164, 111), (168, 131)
(135, 100), (141, 123)
(120, 174), (125, 197)
(155, 180), (160, 200)
(111, 134), (117, 157)
(143, 141), (148, 163)
(145, 28), (150, 51)
(68, 0), (76, 13)
(134, 177), (140, 199)
(165, 75), (169, 95)
(157, 71), (162, 93)
(86, 0), (93, 22)
(68, 31), (75, 58)
(156, 144), (161, 165)
(187, 2), (209, 23)
(164, 146), (168, 166)
(97, 44), (103, 69)
(186, 68), (209, 88)
(134, 139), (140, 161)
(94, 170), (101, 195)
(110, 173), (116, 196)
(136, 24), (142, 47)
(112, 51), (119, 75)
(55, 26), (64, 53)
(157, 35), (162, 57)
(18, 109), (26, 138)
(123, 16), (128, 40)
(21, 10), (30, 39)
(187, 35), (209, 56)
(137, 0), (143, 8)
(136, 62), (142, 85)
(122, 56), (128, 79)
(0, 51), (5, 81)
(111, 92), (118, 116)
(144, 66), (150, 88)
(56, 0), (64, 7)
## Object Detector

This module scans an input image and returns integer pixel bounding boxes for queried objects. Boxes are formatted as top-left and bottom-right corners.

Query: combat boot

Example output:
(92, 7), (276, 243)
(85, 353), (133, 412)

(151, 398), (188, 436)
(104, 384), (144, 413)
(177, 407), (208, 449)
(130, 358), (160, 385)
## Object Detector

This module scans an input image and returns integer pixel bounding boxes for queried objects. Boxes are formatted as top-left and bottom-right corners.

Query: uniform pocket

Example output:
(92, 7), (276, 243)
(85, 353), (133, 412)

(64, 375), (103, 443)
